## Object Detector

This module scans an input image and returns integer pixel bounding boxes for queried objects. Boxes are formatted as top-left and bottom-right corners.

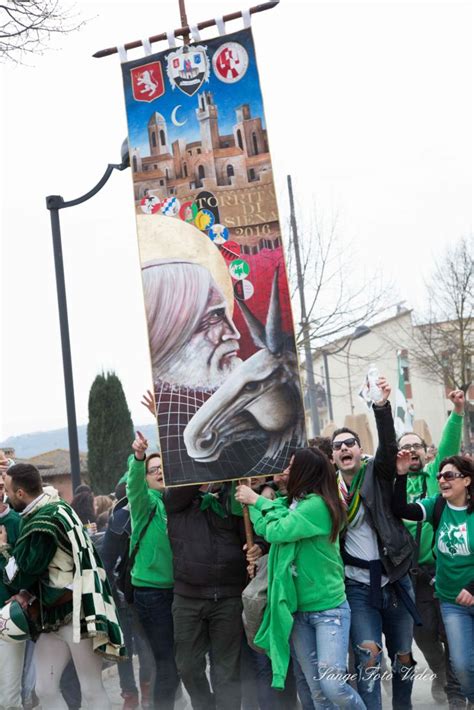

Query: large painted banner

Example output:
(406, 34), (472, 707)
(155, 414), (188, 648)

(122, 28), (306, 485)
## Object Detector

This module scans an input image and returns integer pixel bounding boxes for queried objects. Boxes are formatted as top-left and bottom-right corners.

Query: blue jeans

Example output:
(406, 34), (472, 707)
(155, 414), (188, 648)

(290, 600), (366, 709)
(346, 575), (415, 710)
(117, 601), (154, 694)
(134, 587), (179, 710)
(440, 601), (474, 702)
(243, 641), (299, 710)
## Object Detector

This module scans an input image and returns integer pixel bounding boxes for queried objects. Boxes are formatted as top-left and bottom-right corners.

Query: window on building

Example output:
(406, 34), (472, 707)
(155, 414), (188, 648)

(198, 165), (205, 179)
(159, 180), (164, 186)
(160, 130), (166, 146)
(252, 132), (258, 155)
(237, 129), (243, 150)
(165, 169), (169, 179)
(183, 163), (188, 177)
(226, 164), (234, 178)
(197, 148), (202, 155)
(400, 350), (410, 383)
(151, 132), (157, 148)
(188, 150), (192, 156)
(248, 168), (256, 181)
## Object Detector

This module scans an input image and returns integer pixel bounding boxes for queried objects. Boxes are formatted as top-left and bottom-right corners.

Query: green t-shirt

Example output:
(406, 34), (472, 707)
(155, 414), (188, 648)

(251, 494), (346, 612)
(420, 496), (474, 603)
(404, 411), (464, 566)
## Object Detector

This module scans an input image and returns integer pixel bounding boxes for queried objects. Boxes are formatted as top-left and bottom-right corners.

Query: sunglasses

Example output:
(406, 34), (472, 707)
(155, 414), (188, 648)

(399, 443), (425, 452)
(436, 471), (466, 482)
(333, 437), (359, 451)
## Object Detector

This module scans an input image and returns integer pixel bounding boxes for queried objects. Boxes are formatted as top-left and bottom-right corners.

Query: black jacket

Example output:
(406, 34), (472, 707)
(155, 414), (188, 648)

(342, 402), (415, 582)
(164, 484), (268, 599)
(100, 499), (131, 593)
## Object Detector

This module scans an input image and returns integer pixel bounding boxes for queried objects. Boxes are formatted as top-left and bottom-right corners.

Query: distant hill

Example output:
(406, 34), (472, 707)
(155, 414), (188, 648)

(0, 424), (160, 459)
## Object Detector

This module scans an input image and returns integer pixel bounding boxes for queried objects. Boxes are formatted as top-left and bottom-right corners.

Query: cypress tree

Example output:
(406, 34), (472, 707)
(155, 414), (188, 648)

(87, 371), (134, 494)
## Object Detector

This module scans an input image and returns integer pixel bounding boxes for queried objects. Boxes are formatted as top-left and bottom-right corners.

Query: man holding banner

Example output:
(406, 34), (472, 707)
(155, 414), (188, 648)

(164, 483), (267, 710)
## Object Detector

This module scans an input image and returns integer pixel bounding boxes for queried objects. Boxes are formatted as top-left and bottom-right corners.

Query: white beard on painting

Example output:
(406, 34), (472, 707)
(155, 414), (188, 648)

(156, 336), (242, 390)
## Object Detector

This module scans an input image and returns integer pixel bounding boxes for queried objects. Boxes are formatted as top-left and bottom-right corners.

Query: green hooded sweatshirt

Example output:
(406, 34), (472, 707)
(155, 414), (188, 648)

(126, 457), (173, 588)
(250, 494), (346, 689)
(404, 411), (463, 565)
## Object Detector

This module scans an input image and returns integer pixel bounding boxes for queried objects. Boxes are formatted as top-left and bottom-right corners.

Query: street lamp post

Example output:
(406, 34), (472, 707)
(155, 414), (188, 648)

(46, 145), (130, 492)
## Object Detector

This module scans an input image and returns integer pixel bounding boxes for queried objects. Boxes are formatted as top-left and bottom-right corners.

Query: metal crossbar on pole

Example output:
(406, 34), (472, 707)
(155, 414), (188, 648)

(93, 1), (280, 58)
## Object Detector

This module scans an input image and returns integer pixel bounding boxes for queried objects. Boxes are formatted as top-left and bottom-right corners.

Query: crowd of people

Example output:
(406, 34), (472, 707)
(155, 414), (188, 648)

(0, 381), (472, 710)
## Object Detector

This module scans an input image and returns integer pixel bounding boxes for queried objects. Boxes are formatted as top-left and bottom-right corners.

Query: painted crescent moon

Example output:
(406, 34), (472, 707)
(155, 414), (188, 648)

(171, 105), (187, 127)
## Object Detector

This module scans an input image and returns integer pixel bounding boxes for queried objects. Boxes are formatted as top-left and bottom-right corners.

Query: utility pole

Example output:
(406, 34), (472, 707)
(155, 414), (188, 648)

(287, 175), (320, 437)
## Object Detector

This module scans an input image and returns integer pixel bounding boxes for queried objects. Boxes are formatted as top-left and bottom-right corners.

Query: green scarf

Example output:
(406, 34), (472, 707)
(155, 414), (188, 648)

(337, 460), (367, 526)
(199, 493), (227, 518)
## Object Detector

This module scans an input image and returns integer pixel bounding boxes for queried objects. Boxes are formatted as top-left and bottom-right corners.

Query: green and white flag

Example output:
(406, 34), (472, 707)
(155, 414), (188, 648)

(395, 351), (413, 436)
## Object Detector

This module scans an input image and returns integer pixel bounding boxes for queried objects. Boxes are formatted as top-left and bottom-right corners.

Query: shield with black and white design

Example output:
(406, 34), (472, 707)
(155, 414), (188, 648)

(166, 45), (210, 96)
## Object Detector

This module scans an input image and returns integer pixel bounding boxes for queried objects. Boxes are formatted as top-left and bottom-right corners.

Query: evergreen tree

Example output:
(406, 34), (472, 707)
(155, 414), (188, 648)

(87, 371), (134, 494)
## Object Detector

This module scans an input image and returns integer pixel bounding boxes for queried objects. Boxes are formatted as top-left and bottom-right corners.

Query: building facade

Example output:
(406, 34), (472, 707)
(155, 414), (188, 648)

(310, 310), (473, 452)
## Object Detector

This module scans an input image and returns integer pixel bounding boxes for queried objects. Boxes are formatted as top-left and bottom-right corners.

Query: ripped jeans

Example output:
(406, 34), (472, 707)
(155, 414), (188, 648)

(346, 575), (415, 710)
(290, 600), (366, 709)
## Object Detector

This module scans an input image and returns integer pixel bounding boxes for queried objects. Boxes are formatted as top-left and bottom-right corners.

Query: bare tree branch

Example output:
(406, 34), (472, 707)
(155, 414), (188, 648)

(0, 1), (86, 62)
(380, 235), (473, 450)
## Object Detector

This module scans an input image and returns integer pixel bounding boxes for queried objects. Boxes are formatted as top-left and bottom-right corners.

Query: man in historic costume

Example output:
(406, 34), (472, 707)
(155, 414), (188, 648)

(0, 463), (125, 710)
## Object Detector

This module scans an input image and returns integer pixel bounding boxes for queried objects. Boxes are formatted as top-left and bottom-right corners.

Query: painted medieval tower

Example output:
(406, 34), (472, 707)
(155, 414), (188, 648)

(130, 91), (280, 251)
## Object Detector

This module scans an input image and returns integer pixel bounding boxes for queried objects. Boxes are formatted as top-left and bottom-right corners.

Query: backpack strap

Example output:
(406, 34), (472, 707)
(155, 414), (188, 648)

(432, 495), (447, 536)
(128, 504), (157, 570)
(412, 476), (428, 569)
(431, 495), (447, 557)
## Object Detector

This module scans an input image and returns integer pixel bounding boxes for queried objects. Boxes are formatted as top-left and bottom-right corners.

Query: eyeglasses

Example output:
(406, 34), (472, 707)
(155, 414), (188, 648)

(147, 466), (162, 475)
(333, 437), (359, 451)
(399, 443), (425, 452)
(436, 471), (466, 482)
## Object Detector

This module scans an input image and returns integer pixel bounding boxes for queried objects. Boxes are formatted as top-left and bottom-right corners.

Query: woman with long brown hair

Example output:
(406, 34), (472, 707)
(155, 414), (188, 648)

(236, 447), (366, 709)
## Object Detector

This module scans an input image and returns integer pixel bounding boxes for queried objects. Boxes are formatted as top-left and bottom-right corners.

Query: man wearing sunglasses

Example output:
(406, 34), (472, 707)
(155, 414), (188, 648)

(398, 389), (465, 707)
(332, 377), (417, 710)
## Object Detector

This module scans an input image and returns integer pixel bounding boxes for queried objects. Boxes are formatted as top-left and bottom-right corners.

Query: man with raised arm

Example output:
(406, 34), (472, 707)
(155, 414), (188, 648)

(332, 377), (417, 710)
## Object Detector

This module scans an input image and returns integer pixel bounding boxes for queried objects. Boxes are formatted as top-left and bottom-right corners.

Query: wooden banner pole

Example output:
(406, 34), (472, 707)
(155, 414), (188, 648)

(238, 479), (255, 578)
(242, 505), (254, 549)
(178, 0), (190, 44)
(93, 1), (280, 58)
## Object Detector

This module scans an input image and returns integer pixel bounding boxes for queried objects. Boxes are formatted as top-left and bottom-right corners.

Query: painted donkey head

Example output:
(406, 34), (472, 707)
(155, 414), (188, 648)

(183, 267), (306, 463)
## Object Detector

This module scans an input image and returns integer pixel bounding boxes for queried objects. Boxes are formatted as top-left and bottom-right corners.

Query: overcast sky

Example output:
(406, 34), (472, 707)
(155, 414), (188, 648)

(0, 0), (472, 441)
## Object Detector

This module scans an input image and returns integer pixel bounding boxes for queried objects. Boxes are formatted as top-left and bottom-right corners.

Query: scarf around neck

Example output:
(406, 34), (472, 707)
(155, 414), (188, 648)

(337, 460), (367, 526)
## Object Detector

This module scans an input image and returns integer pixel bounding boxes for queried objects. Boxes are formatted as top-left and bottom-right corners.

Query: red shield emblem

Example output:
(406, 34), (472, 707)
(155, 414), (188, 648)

(131, 62), (165, 103)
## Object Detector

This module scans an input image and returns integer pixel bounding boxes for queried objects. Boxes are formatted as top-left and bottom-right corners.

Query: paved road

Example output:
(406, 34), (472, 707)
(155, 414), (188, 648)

(102, 643), (445, 709)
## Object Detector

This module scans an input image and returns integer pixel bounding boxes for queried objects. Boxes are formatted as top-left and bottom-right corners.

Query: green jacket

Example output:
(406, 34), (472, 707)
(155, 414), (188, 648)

(126, 457), (173, 588)
(405, 411), (463, 565)
(250, 494), (345, 689)
(0, 506), (21, 606)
